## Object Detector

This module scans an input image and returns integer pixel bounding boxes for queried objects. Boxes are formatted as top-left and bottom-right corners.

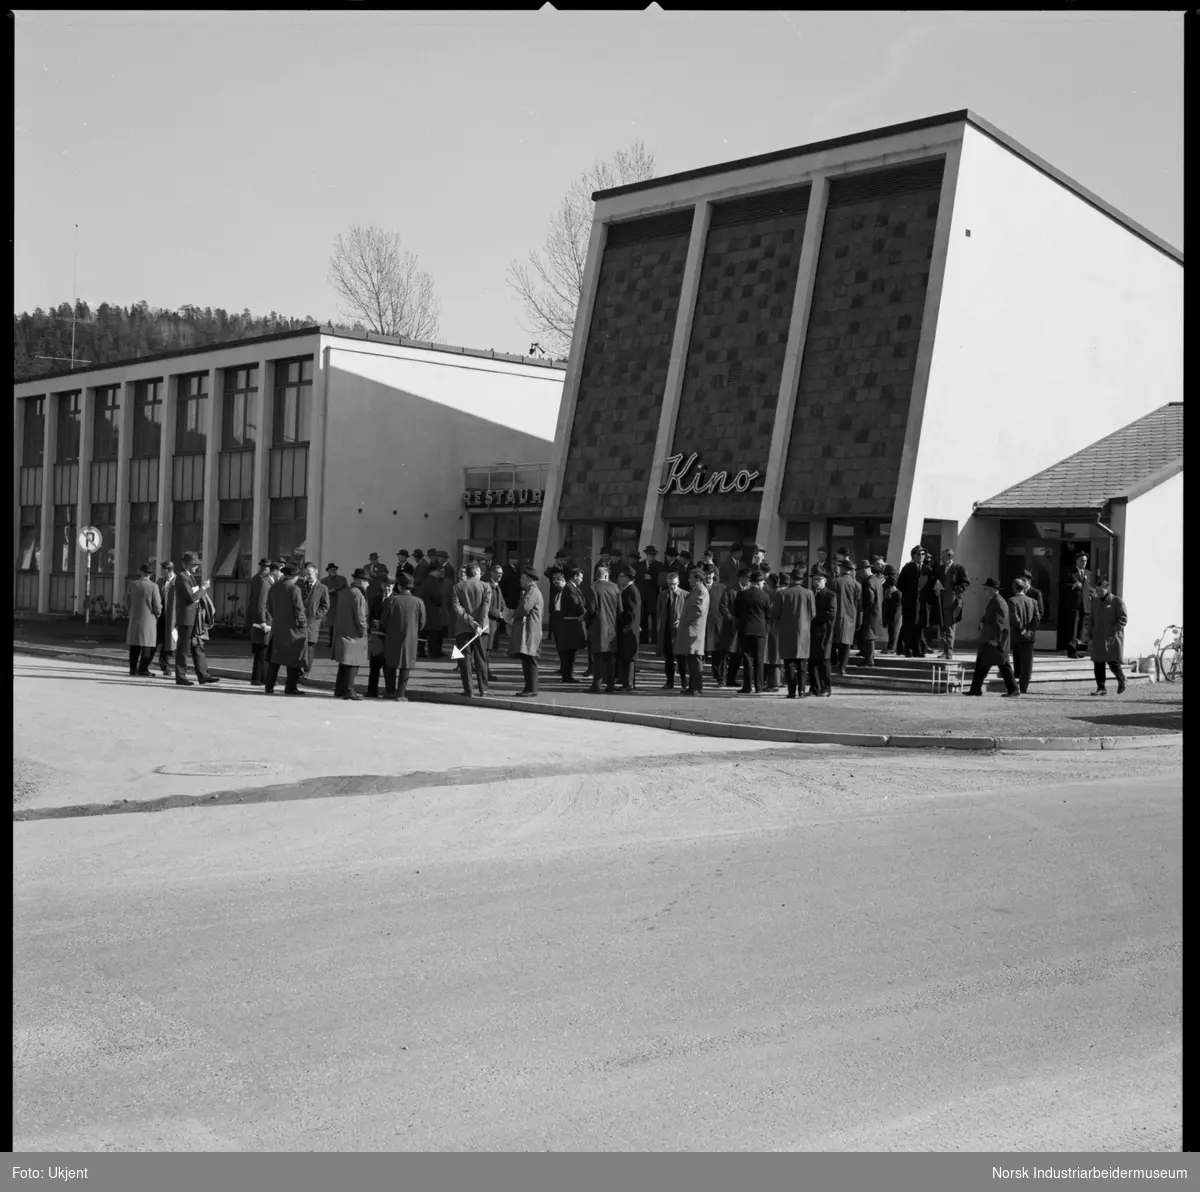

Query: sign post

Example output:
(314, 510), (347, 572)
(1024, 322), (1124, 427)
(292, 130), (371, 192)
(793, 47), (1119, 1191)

(78, 525), (103, 639)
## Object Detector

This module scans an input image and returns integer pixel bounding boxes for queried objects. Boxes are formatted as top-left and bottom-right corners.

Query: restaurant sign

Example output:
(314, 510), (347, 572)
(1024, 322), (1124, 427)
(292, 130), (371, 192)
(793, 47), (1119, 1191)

(463, 488), (545, 509)
(658, 452), (761, 497)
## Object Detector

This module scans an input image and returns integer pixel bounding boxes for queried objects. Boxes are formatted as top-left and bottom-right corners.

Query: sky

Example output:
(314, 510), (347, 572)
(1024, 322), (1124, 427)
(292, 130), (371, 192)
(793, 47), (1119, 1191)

(13, 10), (1183, 357)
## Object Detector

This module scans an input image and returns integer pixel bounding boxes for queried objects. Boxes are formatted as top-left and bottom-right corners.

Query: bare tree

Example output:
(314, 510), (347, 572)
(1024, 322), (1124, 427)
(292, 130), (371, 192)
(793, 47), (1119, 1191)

(328, 225), (442, 341)
(508, 140), (656, 358)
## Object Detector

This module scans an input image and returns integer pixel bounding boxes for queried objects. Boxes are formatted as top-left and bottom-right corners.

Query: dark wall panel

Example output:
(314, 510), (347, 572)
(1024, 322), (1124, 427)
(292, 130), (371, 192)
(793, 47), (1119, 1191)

(780, 158), (944, 518)
(662, 187), (809, 523)
(558, 211), (692, 522)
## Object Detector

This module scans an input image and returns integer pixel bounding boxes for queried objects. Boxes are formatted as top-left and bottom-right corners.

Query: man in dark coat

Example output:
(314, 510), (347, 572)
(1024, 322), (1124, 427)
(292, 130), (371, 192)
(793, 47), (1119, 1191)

(156, 560), (176, 676)
(365, 572), (390, 698)
(395, 549), (415, 579)
(500, 551), (522, 612)
(450, 561), (492, 698)
(551, 569), (587, 682)
(967, 578), (1019, 696)
(1062, 550), (1094, 658)
(301, 560), (330, 682)
(585, 563), (621, 694)
(1008, 576), (1041, 694)
(634, 546), (663, 644)
(809, 547), (830, 584)
(896, 546), (931, 657)
(418, 567), (446, 659)
(485, 562), (509, 684)
(173, 553), (217, 686)
(380, 573), (425, 700)
(717, 570), (747, 687)
(334, 568), (371, 700)
(508, 568), (545, 697)
(656, 569), (688, 690)
(126, 563), (162, 676)
(544, 549), (573, 584)
(931, 548), (971, 659)
(808, 572), (836, 697)
(1088, 575), (1128, 695)
(1022, 569), (1045, 622)
(734, 570), (772, 695)
(777, 569), (816, 698)
(855, 560), (884, 668)
(616, 569), (642, 691)
(321, 563), (348, 654)
(830, 557), (862, 676)
(265, 562), (308, 696)
(247, 557), (273, 686)
(881, 564), (902, 654)
(704, 568), (728, 685)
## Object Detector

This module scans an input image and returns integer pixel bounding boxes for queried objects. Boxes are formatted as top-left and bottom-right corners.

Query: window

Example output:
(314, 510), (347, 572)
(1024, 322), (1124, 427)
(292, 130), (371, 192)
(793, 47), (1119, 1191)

(272, 357), (313, 446)
(268, 496), (307, 564)
(92, 386), (121, 461)
(782, 520), (809, 570)
(18, 506), (41, 572)
(214, 498), (254, 578)
(132, 380), (163, 458)
(171, 499), (203, 567)
(667, 523), (694, 558)
(56, 392), (82, 463)
(222, 366), (259, 450)
(127, 502), (158, 576)
(176, 373), (209, 454)
(87, 502), (117, 574)
(53, 504), (76, 573)
(22, 397), (45, 466)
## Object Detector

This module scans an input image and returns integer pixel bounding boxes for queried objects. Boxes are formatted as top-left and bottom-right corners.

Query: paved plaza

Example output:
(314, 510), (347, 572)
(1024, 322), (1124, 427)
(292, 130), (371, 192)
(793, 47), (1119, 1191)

(13, 653), (1183, 1150)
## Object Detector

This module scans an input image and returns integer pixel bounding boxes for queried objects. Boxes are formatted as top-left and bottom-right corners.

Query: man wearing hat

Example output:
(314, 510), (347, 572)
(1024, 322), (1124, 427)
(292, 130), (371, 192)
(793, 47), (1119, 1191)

(1022, 569), (1046, 623)
(733, 570), (772, 695)
(1007, 576), (1041, 694)
(321, 563), (347, 654)
(300, 560), (330, 682)
(966, 578), (1019, 696)
(155, 560), (176, 676)
(929, 547), (971, 660)
(173, 552), (218, 686)
(1088, 575), (1128, 695)
(715, 568), (747, 688)
(264, 562), (308, 696)
(585, 563), (621, 694)
(748, 544), (771, 576)
(333, 567), (371, 700)
(1062, 550), (1094, 658)
(126, 563), (162, 676)
(544, 548), (573, 585)
(881, 564), (902, 654)
(897, 546), (932, 657)
(808, 571), (836, 696)
(828, 556), (862, 677)
(411, 549), (429, 586)
(451, 561), (492, 698)
(364, 554), (389, 607)
(634, 546), (662, 644)
(676, 568), (710, 695)
(395, 549), (414, 579)
(379, 572), (425, 700)
(508, 568), (545, 697)
(247, 557), (274, 686)
(777, 568), (816, 697)
(855, 559), (884, 668)
(615, 567), (642, 691)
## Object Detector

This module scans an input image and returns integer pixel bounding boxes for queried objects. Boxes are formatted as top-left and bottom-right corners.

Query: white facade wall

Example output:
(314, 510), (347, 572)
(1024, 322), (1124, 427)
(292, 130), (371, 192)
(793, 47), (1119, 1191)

(899, 125), (1184, 634)
(319, 342), (560, 569)
(1118, 471), (1183, 661)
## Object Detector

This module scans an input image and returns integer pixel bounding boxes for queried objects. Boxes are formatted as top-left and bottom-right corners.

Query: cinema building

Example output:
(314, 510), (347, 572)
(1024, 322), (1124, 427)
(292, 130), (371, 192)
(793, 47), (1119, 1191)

(13, 327), (563, 624)
(534, 109), (1182, 653)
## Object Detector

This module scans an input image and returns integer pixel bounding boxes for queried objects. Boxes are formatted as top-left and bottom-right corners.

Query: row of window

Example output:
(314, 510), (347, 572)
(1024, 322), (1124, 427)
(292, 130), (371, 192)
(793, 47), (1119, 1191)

(18, 357), (313, 467)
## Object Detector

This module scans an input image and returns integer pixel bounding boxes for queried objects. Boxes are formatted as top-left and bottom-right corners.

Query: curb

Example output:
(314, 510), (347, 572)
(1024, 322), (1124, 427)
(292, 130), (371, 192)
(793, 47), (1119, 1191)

(14, 643), (1182, 755)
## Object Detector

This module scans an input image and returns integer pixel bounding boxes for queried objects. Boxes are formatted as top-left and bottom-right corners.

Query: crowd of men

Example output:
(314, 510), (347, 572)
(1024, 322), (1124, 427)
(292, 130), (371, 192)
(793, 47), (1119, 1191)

(121, 541), (1129, 702)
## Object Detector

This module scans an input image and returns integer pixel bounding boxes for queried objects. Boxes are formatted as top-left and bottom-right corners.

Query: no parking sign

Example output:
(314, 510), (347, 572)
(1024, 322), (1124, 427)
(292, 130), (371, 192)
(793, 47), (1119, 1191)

(78, 525), (103, 554)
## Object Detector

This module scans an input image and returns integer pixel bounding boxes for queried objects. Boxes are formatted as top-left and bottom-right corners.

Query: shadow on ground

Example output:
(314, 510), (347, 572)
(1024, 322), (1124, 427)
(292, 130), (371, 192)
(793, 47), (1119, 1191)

(1071, 707), (1183, 732)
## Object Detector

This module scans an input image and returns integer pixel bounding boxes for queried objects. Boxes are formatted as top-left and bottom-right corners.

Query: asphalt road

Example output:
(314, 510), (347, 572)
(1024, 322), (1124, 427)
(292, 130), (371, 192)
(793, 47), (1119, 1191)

(13, 656), (1182, 1151)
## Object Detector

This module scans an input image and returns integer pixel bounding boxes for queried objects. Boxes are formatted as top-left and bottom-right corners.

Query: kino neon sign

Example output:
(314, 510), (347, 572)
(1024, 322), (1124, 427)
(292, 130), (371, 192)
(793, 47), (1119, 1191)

(658, 452), (761, 497)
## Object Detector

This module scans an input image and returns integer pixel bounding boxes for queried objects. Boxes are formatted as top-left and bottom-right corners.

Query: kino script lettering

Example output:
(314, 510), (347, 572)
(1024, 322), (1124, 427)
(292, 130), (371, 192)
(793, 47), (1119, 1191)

(657, 453), (761, 497)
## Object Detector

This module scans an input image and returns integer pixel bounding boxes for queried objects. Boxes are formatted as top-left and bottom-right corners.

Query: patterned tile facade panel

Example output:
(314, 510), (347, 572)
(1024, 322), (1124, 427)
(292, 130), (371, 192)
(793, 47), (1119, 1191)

(557, 227), (690, 522)
(780, 181), (943, 518)
(662, 202), (808, 524)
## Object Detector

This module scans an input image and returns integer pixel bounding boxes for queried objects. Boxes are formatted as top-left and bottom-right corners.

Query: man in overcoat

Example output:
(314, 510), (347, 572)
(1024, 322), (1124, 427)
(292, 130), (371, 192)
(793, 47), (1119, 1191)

(677, 568), (710, 696)
(966, 578), (1019, 696)
(551, 569), (587, 682)
(1088, 575), (1128, 695)
(333, 567), (370, 700)
(1007, 576), (1041, 694)
(734, 570), (772, 695)
(1022, 569), (1046, 622)
(380, 572), (425, 700)
(156, 560), (176, 676)
(830, 557), (862, 676)
(704, 567), (728, 685)
(716, 570), (747, 687)
(508, 568), (544, 697)
(881, 564), (902, 654)
(931, 548), (971, 659)
(321, 563), (348, 654)
(418, 566), (446, 659)
(395, 549), (415, 579)
(763, 574), (783, 691)
(635, 545), (663, 644)
(777, 568), (816, 698)
(808, 572), (836, 697)
(126, 563), (162, 676)
(451, 561), (492, 698)
(855, 559), (884, 668)
(247, 557), (273, 686)
(809, 547), (830, 584)
(365, 572), (391, 699)
(486, 562), (509, 683)
(1062, 550), (1094, 658)
(896, 546), (931, 657)
(585, 563), (621, 694)
(616, 569), (642, 691)
(656, 568), (688, 690)
(174, 553), (217, 686)
(301, 560), (330, 682)
(265, 562), (308, 696)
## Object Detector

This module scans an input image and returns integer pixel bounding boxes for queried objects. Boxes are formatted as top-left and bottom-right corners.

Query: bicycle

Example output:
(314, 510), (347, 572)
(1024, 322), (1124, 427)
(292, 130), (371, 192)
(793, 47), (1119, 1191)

(1154, 624), (1183, 683)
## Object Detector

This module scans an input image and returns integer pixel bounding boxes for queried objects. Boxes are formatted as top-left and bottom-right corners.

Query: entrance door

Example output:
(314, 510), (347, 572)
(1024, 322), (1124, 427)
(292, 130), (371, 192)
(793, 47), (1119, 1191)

(709, 520), (757, 580)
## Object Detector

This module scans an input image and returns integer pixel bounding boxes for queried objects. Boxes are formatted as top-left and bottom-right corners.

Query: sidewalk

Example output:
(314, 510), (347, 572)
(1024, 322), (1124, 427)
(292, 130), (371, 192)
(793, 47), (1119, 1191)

(14, 619), (1182, 753)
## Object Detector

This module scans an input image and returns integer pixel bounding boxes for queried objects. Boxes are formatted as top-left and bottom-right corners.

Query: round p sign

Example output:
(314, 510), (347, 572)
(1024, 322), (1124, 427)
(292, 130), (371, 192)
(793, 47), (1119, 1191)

(78, 525), (103, 554)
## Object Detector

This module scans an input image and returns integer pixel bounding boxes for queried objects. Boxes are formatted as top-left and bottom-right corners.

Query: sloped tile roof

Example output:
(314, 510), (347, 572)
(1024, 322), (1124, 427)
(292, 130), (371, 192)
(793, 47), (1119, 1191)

(975, 403), (1183, 515)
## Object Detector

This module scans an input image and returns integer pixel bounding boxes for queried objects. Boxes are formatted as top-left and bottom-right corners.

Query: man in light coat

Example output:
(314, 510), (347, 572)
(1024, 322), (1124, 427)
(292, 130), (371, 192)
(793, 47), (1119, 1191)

(656, 569), (688, 691)
(733, 570), (772, 695)
(676, 568), (710, 696)
(967, 578), (1019, 697)
(830, 557), (862, 676)
(247, 557), (273, 686)
(1007, 576), (1041, 694)
(126, 563), (162, 676)
(265, 562), (308, 696)
(508, 568), (544, 697)
(451, 561), (492, 698)
(333, 567), (370, 700)
(1088, 575), (1128, 695)
(380, 572), (425, 700)
(777, 569), (816, 698)
(585, 563), (622, 694)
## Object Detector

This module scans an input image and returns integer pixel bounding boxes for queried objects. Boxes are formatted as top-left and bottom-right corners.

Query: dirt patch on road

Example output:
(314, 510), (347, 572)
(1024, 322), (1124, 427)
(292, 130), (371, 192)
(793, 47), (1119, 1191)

(13, 757), (66, 806)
